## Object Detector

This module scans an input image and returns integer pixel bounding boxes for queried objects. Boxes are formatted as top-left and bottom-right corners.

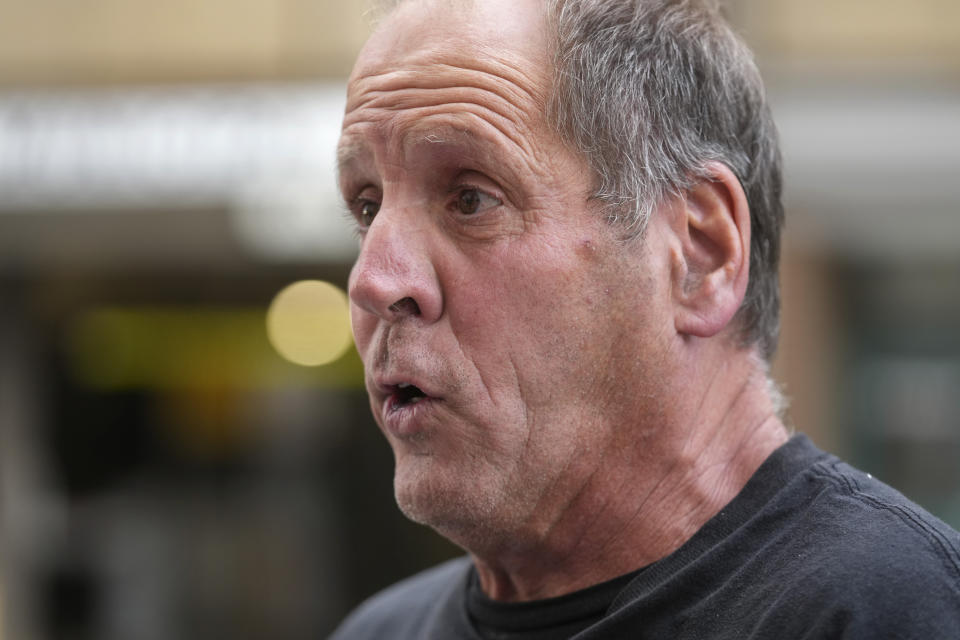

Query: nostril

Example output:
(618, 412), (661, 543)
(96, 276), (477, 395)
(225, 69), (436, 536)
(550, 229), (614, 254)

(388, 297), (421, 316)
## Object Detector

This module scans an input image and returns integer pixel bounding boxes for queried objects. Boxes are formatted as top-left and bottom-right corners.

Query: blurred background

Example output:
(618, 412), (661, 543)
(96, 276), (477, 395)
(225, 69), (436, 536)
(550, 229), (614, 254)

(1, 0), (959, 638)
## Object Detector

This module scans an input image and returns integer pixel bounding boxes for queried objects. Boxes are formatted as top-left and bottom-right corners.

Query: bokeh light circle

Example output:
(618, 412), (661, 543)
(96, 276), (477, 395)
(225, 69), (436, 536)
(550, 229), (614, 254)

(266, 280), (352, 366)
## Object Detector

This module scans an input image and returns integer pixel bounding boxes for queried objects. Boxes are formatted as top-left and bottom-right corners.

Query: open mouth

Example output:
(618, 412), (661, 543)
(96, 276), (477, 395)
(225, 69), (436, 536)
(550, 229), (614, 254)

(393, 382), (427, 408)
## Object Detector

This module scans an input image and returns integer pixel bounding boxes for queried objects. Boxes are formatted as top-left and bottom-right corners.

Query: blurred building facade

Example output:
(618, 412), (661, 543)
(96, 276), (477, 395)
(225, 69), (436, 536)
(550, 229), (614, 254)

(1, 1), (959, 638)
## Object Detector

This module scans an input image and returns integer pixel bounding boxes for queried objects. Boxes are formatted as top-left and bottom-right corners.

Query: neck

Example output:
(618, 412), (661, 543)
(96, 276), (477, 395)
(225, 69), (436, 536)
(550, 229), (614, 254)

(471, 345), (788, 602)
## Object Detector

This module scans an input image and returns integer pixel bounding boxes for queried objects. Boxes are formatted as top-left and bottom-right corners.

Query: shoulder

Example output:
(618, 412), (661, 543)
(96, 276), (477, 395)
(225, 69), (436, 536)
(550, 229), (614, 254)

(801, 453), (960, 577)
(329, 557), (472, 640)
(615, 437), (960, 638)
(760, 445), (960, 636)
(750, 436), (960, 582)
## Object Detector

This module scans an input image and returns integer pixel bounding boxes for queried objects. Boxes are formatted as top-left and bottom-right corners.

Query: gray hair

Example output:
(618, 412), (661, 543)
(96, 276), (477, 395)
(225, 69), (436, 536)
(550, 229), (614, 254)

(545, 0), (784, 360)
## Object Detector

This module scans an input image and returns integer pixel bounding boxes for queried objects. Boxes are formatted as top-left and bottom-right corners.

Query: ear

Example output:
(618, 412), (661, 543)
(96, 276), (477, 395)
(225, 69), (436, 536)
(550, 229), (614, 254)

(671, 162), (751, 339)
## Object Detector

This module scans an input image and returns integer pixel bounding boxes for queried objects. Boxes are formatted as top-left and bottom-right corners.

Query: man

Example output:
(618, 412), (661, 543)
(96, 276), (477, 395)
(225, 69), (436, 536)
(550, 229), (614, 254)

(331, 0), (960, 637)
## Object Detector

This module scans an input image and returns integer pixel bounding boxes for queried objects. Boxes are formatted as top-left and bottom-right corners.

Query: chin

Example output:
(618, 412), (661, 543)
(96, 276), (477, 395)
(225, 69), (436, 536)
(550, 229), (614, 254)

(393, 458), (508, 545)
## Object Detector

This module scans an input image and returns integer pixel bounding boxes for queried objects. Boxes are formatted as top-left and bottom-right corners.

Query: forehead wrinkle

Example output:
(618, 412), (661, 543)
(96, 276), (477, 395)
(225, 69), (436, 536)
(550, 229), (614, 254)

(349, 83), (535, 142)
(345, 90), (546, 176)
(347, 51), (546, 126)
(403, 113), (557, 191)
(348, 55), (544, 115)
(343, 34), (554, 164)
(399, 123), (494, 171)
(421, 103), (542, 165)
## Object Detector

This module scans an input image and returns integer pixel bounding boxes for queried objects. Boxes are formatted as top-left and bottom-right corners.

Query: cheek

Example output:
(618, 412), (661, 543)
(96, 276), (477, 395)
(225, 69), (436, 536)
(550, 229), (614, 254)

(451, 257), (601, 382)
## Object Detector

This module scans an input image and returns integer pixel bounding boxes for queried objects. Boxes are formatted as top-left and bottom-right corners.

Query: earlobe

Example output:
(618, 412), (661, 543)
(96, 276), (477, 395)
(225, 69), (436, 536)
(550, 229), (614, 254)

(672, 162), (751, 339)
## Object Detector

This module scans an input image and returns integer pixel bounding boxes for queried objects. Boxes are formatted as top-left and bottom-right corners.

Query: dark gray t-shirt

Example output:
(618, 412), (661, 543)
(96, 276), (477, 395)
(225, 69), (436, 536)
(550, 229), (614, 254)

(330, 435), (960, 639)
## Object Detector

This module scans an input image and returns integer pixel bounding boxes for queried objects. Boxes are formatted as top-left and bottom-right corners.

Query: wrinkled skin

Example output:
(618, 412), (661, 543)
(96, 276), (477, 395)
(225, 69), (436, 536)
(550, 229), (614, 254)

(339, 0), (675, 553)
(338, 0), (786, 601)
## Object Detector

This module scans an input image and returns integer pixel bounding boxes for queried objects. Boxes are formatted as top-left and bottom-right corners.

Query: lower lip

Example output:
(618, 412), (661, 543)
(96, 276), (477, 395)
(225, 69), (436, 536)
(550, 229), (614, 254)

(381, 396), (438, 438)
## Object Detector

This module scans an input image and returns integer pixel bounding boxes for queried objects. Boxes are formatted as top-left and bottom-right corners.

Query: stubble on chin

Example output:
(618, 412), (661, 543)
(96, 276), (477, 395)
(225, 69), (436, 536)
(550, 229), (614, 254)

(391, 445), (566, 559)
(395, 453), (495, 523)
(391, 452), (524, 549)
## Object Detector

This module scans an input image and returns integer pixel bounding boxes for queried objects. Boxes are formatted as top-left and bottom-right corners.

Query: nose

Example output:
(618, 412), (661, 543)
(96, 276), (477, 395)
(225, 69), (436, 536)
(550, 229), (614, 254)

(348, 210), (443, 325)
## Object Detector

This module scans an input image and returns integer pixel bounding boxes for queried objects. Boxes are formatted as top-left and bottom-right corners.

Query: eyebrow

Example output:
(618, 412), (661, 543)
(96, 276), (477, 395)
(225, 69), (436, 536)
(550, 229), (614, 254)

(338, 122), (537, 212)
(336, 140), (368, 178)
(337, 125), (485, 177)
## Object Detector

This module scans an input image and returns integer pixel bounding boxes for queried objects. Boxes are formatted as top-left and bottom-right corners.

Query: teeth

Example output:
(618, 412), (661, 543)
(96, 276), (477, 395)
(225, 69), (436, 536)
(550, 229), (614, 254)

(409, 396), (423, 405)
(398, 382), (411, 389)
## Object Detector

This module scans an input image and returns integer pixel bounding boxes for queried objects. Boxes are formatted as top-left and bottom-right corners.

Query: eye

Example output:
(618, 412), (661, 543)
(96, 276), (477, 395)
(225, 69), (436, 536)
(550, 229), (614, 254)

(354, 198), (380, 228)
(456, 188), (502, 216)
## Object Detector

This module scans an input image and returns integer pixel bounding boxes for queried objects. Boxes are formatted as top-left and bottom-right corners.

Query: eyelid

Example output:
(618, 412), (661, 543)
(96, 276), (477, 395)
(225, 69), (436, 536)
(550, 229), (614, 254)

(453, 177), (504, 203)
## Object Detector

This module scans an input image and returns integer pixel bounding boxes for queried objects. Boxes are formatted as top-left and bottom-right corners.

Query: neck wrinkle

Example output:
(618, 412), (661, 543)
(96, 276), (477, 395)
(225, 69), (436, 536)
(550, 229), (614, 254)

(472, 347), (788, 603)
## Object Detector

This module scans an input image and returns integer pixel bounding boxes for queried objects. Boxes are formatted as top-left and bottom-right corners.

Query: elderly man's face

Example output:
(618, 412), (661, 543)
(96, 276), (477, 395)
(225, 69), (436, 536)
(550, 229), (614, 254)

(339, 0), (673, 547)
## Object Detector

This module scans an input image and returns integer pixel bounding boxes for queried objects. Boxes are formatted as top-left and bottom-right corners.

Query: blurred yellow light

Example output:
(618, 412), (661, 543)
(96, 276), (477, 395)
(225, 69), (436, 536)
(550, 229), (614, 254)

(266, 280), (352, 367)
